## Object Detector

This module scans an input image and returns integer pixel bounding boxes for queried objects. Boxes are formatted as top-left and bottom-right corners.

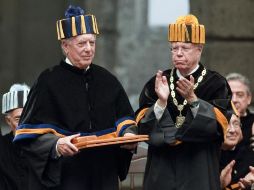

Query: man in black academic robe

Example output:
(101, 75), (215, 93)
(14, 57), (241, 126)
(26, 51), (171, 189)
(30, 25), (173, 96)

(221, 144), (254, 190)
(136, 15), (233, 190)
(226, 73), (254, 149)
(1, 83), (30, 190)
(223, 73), (254, 189)
(14, 5), (137, 190)
(0, 132), (28, 190)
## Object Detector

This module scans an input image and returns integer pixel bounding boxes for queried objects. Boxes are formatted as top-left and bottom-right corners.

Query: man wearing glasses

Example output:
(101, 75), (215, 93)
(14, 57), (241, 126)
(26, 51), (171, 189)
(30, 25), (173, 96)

(226, 73), (254, 150)
(220, 113), (254, 190)
(136, 14), (234, 190)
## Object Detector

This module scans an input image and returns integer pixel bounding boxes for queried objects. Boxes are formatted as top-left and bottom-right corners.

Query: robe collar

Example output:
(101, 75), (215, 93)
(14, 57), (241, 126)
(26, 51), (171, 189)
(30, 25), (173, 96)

(60, 59), (92, 76)
(176, 64), (199, 78)
(65, 57), (90, 71)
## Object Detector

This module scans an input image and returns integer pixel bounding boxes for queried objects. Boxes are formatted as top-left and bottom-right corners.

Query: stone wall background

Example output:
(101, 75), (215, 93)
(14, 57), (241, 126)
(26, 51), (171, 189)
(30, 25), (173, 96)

(1, 0), (254, 133)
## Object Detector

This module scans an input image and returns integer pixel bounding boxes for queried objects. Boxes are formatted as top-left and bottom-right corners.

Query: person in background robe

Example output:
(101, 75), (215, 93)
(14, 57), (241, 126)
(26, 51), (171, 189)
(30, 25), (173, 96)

(223, 73), (254, 190)
(135, 14), (234, 190)
(13, 5), (137, 190)
(226, 73), (254, 150)
(0, 83), (30, 190)
(220, 113), (254, 190)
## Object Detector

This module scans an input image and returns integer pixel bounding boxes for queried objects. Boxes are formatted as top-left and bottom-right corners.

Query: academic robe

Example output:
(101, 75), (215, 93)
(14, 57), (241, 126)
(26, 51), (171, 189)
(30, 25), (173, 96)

(0, 134), (6, 189)
(14, 61), (136, 190)
(239, 110), (254, 148)
(220, 145), (254, 190)
(136, 64), (232, 190)
(0, 132), (28, 190)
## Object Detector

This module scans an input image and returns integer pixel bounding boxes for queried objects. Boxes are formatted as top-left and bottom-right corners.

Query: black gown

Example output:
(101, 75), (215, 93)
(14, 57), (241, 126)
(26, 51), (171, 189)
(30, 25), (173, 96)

(14, 61), (136, 190)
(136, 64), (233, 190)
(220, 145), (254, 190)
(239, 110), (254, 148)
(218, 110), (254, 190)
(0, 132), (28, 190)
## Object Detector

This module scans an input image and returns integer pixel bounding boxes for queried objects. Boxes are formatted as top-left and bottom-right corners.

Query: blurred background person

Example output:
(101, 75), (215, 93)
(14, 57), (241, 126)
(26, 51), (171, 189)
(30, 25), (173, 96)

(220, 113), (254, 190)
(226, 73), (254, 149)
(0, 83), (30, 190)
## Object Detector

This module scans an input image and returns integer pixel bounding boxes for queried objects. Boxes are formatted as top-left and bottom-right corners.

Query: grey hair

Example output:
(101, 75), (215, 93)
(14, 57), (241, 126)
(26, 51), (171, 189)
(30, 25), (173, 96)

(226, 73), (251, 95)
(9, 83), (30, 92)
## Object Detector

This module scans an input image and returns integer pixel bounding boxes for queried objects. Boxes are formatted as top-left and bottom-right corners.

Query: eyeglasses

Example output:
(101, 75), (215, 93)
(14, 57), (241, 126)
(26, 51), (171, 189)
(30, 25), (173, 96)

(227, 121), (241, 131)
(170, 46), (194, 54)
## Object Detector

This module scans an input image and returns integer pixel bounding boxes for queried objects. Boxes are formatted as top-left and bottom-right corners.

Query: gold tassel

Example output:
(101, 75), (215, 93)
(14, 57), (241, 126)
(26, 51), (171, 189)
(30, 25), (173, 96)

(91, 15), (96, 34)
(81, 15), (86, 34)
(59, 20), (65, 39)
(181, 24), (185, 42)
(94, 16), (99, 34)
(184, 24), (190, 42)
(177, 24), (181, 41)
(56, 21), (60, 40)
(168, 25), (170, 41)
(71, 17), (77, 36)
(174, 24), (178, 41)
(191, 25), (195, 43)
(196, 25), (200, 43)
(200, 25), (205, 44)
(169, 24), (174, 41)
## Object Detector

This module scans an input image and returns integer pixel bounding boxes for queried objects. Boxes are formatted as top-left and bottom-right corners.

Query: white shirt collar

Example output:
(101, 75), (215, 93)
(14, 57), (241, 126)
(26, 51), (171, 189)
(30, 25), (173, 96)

(176, 64), (200, 78)
(65, 58), (90, 71)
(65, 57), (73, 66)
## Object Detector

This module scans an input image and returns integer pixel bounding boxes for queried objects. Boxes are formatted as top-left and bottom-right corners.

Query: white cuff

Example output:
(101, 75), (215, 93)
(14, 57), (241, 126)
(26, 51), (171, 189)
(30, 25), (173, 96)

(55, 139), (62, 158)
(154, 100), (167, 120)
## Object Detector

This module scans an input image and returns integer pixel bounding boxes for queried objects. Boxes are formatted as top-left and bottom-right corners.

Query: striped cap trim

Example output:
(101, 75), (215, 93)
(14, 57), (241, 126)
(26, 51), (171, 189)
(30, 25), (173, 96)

(2, 90), (29, 114)
(168, 24), (205, 44)
(56, 14), (99, 40)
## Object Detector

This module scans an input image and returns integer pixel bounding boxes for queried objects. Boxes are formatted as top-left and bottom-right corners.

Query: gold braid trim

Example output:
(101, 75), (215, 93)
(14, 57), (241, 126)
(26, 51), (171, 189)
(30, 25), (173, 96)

(56, 21), (60, 40)
(196, 25), (200, 43)
(80, 15), (86, 34)
(59, 20), (65, 39)
(71, 17), (77, 36)
(200, 25), (205, 44)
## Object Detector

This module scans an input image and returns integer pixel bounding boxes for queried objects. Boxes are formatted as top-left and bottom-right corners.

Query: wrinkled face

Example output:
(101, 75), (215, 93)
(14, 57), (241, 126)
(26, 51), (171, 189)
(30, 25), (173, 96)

(170, 42), (203, 76)
(62, 34), (96, 69)
(228, 80), (251, 117)
(5, 108), (23, 133)
(222, 114), (242, 149)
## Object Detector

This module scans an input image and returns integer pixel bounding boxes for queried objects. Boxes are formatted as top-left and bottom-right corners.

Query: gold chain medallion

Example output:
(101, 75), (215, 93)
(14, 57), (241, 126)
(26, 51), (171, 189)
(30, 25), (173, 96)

(169, 68), (207, 128)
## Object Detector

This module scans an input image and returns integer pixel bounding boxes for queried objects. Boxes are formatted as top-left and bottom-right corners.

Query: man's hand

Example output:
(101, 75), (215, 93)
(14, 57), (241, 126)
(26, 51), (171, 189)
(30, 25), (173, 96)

(120, 133), (138, 150)
(176, 75), (197, 103)
(56, 133), (80, 157)
(155, 70), (169, 107)
(220, 160), (235, 188)
(238, 166), (254, 189)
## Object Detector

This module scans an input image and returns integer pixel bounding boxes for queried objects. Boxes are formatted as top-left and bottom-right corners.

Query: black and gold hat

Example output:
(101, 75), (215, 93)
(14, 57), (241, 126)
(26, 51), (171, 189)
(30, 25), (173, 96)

(56, 5), (99, 40)
(168, 14), (205, 44)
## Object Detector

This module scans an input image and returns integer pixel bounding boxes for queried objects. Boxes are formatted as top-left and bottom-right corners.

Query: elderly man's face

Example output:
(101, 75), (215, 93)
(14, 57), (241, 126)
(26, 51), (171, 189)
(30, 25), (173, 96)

(228, 80), (251, 117)
(171, 42), (203, 76)
(222, 114), (242, 150)
(62, 34), (96, 69)
(5, 108), (23, 133)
